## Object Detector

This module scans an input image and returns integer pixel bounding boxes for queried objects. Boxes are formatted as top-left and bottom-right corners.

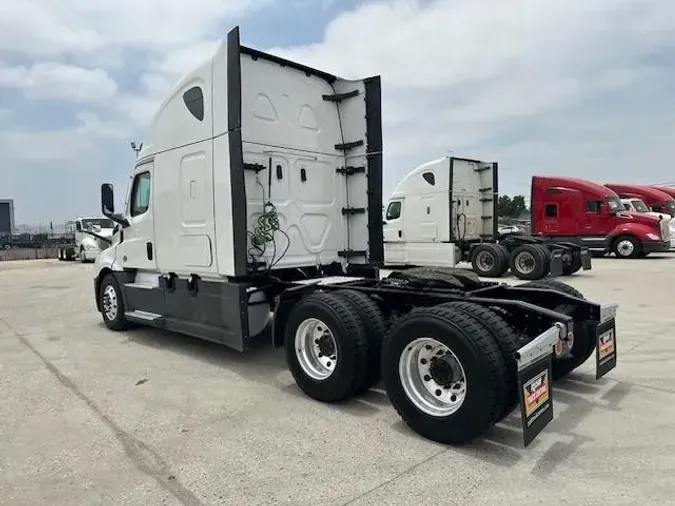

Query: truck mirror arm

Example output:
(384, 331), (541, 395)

(104, 211), (130, 228)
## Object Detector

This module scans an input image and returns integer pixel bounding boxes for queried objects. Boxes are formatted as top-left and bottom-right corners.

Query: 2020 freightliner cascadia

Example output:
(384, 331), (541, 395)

(383, 158), (593, 280)
(93, 26), (619, 447)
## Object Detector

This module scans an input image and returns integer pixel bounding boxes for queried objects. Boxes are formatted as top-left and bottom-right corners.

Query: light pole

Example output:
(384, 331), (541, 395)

(130, 141), (143, 158)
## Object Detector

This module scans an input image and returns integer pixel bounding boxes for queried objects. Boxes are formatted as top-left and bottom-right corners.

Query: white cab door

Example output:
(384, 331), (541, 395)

(117, 161), (157, 272)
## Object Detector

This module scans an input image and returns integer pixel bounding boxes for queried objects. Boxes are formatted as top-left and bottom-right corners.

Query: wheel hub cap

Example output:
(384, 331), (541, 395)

(295, 318), (338, 381)
(102, 285), (118, 320)
(476, 251), (494, 271)
(516, 251), (536, 274)
(398, 337), (468, 417)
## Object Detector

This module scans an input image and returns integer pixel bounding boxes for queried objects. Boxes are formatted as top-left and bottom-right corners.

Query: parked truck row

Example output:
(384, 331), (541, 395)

(90, 26), (618, 448)
(382, 166), (673, 278)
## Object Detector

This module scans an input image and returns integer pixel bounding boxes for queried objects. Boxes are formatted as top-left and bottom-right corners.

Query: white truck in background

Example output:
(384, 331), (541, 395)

(620, 198), (675, 248)
(57, 217), (114, 262)
(90, 26), (618, 447)
(382, 157), (592, 280)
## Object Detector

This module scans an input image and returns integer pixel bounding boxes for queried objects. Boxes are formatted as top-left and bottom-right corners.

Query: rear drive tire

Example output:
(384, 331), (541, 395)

(333, 289), (387, 393)
(521, 279), (593, 379)
(510, 244), (548, 280)
(285, 292), (369, 403)
(612, 235), (642, 259)
(562, 251), (582, 275)
(441, 301), (519, 422)
(99, 274), (131, 331)
(470, 243), (508, 278)
(382, 305), (508, 445)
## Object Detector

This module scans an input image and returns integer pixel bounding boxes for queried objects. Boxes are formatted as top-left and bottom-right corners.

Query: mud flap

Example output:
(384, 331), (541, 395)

(580, 248), (592, 270)
(518, 355), (554, 447)
(515, 324), (561, 447)
(549, 250), (564, 276)
(595, 317), (617, 380)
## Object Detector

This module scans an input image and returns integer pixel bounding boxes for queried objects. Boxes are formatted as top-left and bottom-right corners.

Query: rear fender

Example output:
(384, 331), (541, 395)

(271, 283), (319, 348)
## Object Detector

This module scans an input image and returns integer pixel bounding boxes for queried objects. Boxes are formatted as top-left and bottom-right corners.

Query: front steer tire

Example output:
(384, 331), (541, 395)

(99, 274), (131, 331)
(284, 292), (369, 403)
(382, 305), (508, 445)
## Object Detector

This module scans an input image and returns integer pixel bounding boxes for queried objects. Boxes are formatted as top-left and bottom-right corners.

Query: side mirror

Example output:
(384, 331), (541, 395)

(101, 183), (130, 228)
(101, 183), (115, 215)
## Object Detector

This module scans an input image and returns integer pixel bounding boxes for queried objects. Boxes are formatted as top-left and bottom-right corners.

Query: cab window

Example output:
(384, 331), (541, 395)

(386, 201), (402, 220)
(130, 171), (151, 216)
(585, 200), (601, 213)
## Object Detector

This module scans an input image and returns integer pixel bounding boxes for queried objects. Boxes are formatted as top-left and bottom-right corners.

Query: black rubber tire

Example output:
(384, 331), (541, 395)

(333, 289), (387, 393)
(534, 245), (552, 274)
(509, 244), (548, 280)
(562, 251), (582, 276)
(99, 273), (131, 331)
(520, 279), (593, 379)
(521, 279), (584, 299)
(284, 292), (369, 403)
(470, 243), (508, 278)
(495, 244), (511, 276)
(382, 305), (508, 445)
(612, 235), (642, 259)
(58, 249), (64, 261)
(441, 301), (519, 422)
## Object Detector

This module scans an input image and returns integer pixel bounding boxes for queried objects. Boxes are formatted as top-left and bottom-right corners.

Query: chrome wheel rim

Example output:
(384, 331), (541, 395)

(617, 240), (634, 256)
(102, 284), (118, 321)
(515, 251), (536, 274)
(294, 318), (337, 381)
(475, 250), (495, 272)
(398, 337), (467, 417)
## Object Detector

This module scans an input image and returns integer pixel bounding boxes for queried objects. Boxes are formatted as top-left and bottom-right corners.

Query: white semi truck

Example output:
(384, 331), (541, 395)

(620, 198), (675, 248)
(57, 216), (114, 262)
(92, 26), (618, 447)
(383, 157), (593, 280)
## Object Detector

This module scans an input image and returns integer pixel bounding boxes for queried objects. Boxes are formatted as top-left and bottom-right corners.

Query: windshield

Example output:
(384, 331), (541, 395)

(606, 196), (623, 212)
(81, 218), (114, 230)
(630, 199), (650, 213)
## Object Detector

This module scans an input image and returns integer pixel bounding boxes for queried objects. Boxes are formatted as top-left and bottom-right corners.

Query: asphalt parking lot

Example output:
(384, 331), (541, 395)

(2, 256), (675, 506)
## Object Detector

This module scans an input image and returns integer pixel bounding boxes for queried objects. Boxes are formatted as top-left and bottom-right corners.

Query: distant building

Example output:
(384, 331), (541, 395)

(0, 199), (14, 235)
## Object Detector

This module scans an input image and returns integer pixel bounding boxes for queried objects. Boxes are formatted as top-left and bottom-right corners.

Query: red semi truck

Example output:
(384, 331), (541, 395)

(604, 184), (675, 217)
(651, 185), (675, 204)
(532, 176), (670, 258)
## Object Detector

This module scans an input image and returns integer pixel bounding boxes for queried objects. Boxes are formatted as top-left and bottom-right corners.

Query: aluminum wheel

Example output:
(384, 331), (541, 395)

(475, 250), (495, 272)
(398, 337), (467, 417)
(515, 251), (536, 275)
(102, 284), (118, 321)
(616, 239), (634, 257)
(294, 318), (338, 381)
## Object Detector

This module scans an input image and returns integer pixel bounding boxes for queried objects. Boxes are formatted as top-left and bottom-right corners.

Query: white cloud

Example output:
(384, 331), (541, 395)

(0, 62), (118, 102)
(265, 0), (675, 194)
(0, 0), (270, 58)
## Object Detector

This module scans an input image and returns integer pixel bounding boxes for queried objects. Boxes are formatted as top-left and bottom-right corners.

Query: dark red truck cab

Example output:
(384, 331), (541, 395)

(605, 184), (675, 217)
(531, 176), (669, 258)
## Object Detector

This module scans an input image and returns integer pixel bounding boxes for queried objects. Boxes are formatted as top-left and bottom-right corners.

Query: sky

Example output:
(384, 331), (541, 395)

(2, 0), (675, 226)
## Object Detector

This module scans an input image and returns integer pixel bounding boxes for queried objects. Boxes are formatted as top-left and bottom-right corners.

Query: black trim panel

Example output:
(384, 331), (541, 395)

(124, 285), (166, 315)
(226, 27), (248, 277)
(240, 46), (338, 84)
(492, 162), (499, 240)
(364, 76), (384, 265)
(159, 276), (250, 351)
(448, 158), (455, 242)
